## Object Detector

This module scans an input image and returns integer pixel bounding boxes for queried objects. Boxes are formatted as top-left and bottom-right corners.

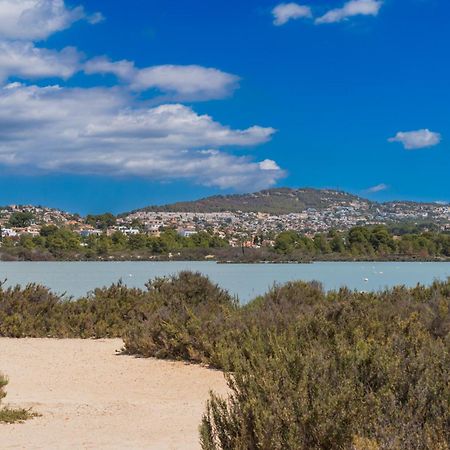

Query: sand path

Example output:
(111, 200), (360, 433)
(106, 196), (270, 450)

(0, 338), (227, 449)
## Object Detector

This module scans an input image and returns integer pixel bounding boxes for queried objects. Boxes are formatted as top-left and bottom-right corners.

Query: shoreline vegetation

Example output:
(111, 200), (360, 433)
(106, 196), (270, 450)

(0, 225), (449, 263)
(0, 272), (449, 448)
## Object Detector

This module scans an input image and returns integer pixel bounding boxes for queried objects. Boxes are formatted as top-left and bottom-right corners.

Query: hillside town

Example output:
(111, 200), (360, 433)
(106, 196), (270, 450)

(1, 193), (449, 248)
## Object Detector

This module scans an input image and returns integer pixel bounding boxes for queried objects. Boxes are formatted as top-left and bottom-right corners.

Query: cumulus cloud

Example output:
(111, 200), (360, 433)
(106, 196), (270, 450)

(0, 0), (99, 41)
(388, 129), (442, 150)
(272, 3), (312, 26)
(365, 183), (388, 193)
(0, 41), (81, 81)
(316, 0), (383, 24)
(85, 58), (239, 100)
(0, 83), (283, 189)
(0, 1), (239, 101)
(0, 2), (283, 190)
(259, 159), (281, 171)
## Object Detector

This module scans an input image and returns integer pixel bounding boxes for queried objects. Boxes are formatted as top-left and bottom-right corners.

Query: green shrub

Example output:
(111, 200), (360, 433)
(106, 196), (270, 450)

(0, 272), (237, 353)
(62, 282), (152, 338)
(0, 373), (7, 405)
(0, 373), (36, 424)
(0, 281), (152, 338)
(1, 272), (449, 445)
(124, 272), (238, 366)
(200, 280), (450, 450)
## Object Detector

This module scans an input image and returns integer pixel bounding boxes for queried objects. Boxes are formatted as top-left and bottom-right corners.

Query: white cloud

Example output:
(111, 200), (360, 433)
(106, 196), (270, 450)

(316, 0), (383, 25)
(0, 0), (98, 41)
(259, 159), (281, 171)
(366, 183), (388, 193)
(0, 2), (238, 101)
(388, 129), (442, 150)
(85, 58), (240, 100)
(0, 2), (283, 190)
(0, 41), (81, 82)
(0, 47), (237, 101)
(0, 83), (283, 189)
(272, 3), (312, 26)
(84, 57), (135, 80)
(87, 12), (104, 25)
(131, 65), (239, 99)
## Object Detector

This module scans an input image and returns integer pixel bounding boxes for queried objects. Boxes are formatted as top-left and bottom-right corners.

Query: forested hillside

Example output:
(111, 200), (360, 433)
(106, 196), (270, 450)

(130, 188), (366, 214)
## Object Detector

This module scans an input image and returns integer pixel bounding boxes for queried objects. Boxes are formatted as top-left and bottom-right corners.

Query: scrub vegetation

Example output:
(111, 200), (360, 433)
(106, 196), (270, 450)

(0, 373), (35, 424)
(0, 273), (449, 447)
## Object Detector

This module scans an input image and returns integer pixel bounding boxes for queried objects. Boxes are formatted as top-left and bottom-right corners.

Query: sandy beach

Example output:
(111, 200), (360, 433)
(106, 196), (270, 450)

(0, 338), (227, 450)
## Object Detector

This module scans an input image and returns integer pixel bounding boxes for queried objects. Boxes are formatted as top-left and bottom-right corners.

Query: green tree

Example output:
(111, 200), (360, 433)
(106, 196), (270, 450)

(85, 213), (116, 230)
(128, 233), (148, 250)
(8, 212), (35, 228)
(313, 233), (331, 254)
(19, 234), (35, 250)
(111, 231), (127, 250)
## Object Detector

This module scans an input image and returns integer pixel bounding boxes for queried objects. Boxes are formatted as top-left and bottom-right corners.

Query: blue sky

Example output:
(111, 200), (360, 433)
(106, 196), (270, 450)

(0, 0), (448, 214)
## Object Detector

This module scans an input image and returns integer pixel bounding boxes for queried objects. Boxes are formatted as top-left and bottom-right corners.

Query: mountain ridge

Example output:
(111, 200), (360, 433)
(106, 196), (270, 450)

(125, 187), (448, 216)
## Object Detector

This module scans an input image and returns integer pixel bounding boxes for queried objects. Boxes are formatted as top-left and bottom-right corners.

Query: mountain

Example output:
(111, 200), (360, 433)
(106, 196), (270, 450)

(128, 188), (371, 215)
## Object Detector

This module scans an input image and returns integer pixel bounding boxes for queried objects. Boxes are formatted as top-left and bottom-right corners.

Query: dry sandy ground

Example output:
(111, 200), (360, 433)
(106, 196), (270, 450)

(0, 338), (227, 450)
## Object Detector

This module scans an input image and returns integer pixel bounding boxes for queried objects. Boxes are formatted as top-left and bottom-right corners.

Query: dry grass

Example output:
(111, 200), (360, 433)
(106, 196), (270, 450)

(0, 372), (37, 424)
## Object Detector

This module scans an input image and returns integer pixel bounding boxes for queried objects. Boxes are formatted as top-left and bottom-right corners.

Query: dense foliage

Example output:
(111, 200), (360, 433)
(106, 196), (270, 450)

(200, 281), (450, 449)
(0, 226), (228, 260)
(0, 272), (234, 342)
(0, 273), (449, 447)
(0, 281), (150, 338)
(85, 213), (116, 230)
(7, 211), (35, 228)
(124, 272), (238, 365)
(1, 223), (449, 261)
(274, 226), (450, 259)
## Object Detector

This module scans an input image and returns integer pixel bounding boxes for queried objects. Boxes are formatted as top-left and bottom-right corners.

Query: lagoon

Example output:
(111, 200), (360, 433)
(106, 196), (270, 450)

(0, 261), (449, 303)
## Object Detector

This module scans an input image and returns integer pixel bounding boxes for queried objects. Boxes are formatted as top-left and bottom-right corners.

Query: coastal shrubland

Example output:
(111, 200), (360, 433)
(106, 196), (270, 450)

(124, 272), (238, 365)
(0, 273), (449, 447)
(200, 281), (450, 450)
(0, 281), (153, 338)
(0, 272), (235, 342)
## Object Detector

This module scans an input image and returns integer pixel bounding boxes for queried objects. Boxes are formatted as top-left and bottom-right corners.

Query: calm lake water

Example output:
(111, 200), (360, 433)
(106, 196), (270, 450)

(0, 261), (449, 303)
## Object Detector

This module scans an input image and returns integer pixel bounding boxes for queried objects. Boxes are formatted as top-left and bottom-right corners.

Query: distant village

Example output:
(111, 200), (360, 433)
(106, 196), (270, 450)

(1, 196), (449, 249)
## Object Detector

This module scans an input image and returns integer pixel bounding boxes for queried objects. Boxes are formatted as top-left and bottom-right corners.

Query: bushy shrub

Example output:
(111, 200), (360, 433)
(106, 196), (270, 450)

(124, 272), (238, 366)
(0, 272), (237, 352)
(0, 283), (67, 337)
(200, 280), (450, 450)
(1, 272), (449, 445)
(0, 373), (7, 405)
(63, 283), (152, 338)
(0, 280), (152, 338)
(0, 372), (35, 424)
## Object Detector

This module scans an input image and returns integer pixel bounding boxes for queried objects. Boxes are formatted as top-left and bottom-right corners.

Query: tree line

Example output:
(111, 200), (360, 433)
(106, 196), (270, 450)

(0, 222), (449, 260)
(0, 225), (227, 258)
(274, 225), (450, 258)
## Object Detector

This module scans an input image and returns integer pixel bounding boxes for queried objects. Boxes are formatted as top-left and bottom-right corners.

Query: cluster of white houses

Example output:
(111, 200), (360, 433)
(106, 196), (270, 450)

(1, 199), (449, 248)
(123, 201), (450, 237)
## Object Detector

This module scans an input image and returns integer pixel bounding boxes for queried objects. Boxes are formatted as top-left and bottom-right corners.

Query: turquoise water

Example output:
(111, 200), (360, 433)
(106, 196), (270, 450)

(0, 261), (449, 303)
